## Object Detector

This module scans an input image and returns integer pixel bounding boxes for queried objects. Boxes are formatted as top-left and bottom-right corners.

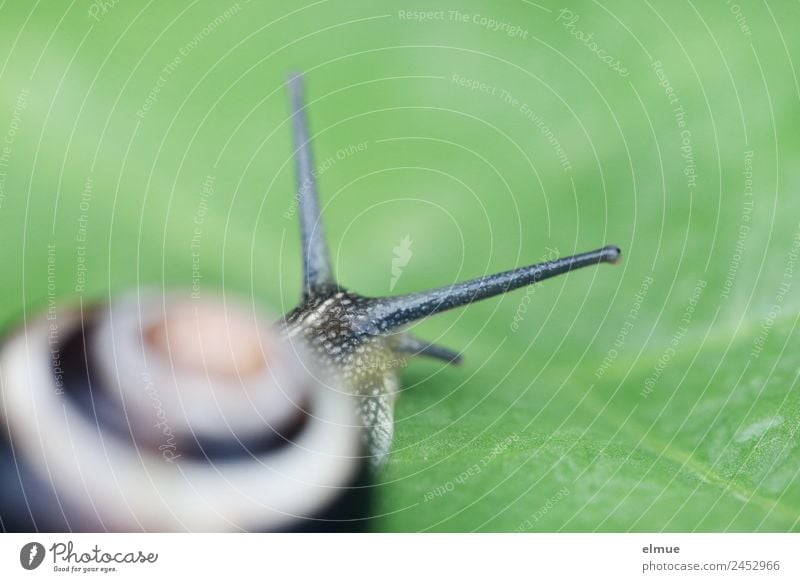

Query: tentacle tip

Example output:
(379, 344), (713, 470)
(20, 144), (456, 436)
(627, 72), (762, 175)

(445, 352), (464, 366)
(603, 245), (622, 265)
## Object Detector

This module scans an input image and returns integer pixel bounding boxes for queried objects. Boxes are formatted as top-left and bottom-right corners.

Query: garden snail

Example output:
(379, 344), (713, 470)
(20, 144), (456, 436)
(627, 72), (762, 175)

(279, 73), (620, 467)
(0, 71), (620, 532)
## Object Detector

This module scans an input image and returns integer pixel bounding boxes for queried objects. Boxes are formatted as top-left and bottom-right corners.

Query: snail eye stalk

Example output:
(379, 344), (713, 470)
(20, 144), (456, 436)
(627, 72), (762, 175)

(365, 246), (621, 332)
(288, 72), (336, 298)
(394, 333), (464, 366)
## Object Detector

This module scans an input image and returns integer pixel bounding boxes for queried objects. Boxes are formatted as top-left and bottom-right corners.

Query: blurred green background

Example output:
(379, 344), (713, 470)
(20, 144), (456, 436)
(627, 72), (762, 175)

(1, 0), (799, 531)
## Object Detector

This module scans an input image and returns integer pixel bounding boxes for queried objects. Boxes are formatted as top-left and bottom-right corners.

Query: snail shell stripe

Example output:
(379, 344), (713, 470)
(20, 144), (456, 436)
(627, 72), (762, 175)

(0, 306), (362, 532)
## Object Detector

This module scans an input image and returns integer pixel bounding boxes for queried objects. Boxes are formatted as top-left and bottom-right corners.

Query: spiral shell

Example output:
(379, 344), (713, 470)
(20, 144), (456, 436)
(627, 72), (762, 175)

(0, 292), (369, 532)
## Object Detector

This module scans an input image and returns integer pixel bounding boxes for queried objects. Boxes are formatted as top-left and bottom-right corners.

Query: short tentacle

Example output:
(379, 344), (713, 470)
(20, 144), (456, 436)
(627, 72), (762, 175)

(394, 334), (463, 366)
(288, 72), (336, 298)
(364, 245), (621, 332)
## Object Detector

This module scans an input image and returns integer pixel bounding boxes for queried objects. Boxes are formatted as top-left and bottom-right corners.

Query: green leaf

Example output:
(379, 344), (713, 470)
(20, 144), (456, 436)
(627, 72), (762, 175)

(1, 0), (798, 531)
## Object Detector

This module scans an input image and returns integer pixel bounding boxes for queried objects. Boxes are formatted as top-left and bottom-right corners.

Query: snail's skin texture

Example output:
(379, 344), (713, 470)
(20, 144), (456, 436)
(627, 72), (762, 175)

(282, 290), (401, 465)
(280, 74), (621, 469)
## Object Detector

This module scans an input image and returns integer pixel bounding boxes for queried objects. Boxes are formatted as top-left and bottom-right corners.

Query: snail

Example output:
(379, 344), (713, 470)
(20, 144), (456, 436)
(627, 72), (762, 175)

(279, 73), (621, 468)
(0, 71), (620, 532)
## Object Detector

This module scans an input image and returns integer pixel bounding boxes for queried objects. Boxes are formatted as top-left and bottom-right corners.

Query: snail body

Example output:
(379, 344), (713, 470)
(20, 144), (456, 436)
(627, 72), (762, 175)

(282, 290), (411, 468)
(280, 74), (621, 467)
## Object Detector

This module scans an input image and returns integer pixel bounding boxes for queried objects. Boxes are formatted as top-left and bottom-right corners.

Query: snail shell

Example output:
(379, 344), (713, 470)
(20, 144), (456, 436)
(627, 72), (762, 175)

(0, 291), (369, 532)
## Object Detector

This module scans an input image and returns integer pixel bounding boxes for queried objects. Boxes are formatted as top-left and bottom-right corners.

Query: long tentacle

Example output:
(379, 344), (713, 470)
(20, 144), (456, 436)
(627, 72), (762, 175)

(288, 72), (335, 297)
(364, 245), (621, 333)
